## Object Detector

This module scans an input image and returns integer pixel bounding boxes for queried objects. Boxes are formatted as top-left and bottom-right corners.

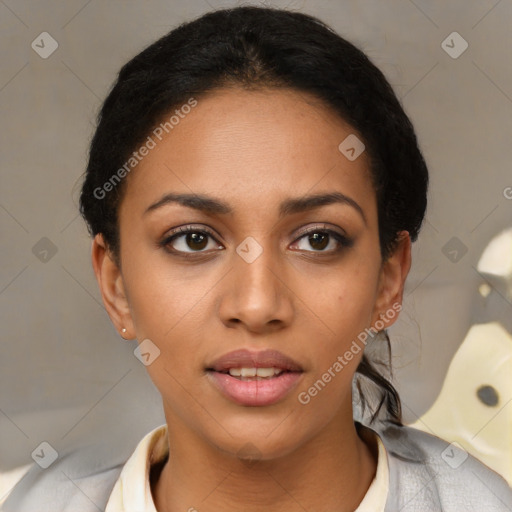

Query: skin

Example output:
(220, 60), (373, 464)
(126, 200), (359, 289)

(92, 86), (411, 512)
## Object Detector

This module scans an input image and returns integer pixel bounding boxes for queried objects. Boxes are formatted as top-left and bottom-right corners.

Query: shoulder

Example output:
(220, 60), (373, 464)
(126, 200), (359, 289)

(2, 449), (124, 512)
(2, 423), (168, 512)
(372, 421), (512, 511)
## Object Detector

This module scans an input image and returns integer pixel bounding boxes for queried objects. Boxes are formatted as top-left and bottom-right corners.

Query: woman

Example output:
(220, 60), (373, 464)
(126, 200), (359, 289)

(5, 5), (511, 512)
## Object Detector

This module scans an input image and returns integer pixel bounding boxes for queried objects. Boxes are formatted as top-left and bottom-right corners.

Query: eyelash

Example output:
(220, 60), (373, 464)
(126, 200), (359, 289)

(159, 224), (353, 258)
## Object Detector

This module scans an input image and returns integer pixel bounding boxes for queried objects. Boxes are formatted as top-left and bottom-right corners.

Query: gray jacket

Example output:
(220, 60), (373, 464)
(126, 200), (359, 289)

(3, 421), (512, 511)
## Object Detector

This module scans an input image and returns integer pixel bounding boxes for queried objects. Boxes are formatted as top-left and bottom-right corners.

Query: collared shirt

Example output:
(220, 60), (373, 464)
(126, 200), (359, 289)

(105, 423), (389, 512)
(4, 420), (512, 511)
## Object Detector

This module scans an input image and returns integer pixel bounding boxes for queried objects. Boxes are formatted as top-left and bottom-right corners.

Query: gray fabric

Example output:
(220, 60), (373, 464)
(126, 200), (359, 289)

(3, 422), (512, 511)
(377, 422), (512, 511)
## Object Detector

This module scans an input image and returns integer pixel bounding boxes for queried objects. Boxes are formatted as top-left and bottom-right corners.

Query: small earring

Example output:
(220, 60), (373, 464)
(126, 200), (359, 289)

(121, 328), (127, 338)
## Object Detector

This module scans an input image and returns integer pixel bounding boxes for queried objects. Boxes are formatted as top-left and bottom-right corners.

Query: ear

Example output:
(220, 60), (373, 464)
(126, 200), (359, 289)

(91, 234), (135, 339)
(370, 231), (412, 328)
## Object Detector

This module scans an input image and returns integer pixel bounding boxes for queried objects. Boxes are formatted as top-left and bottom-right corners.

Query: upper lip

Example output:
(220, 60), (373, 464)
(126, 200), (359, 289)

(207, 349), (303, 372)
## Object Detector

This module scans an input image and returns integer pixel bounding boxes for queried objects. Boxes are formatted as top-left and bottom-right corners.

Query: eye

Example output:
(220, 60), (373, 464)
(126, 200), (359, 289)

(291, 225), (353, 253)
(160, 223), (353, 257)
(160, 225), (223, 255)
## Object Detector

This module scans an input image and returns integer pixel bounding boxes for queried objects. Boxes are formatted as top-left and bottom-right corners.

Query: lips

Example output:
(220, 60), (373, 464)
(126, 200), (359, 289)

(205, 349), (304, 407)
(207, 349), (303, 373)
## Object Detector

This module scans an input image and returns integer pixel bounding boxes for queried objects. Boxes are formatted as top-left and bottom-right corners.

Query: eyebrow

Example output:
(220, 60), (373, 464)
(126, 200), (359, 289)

(144, 191), (367, 225)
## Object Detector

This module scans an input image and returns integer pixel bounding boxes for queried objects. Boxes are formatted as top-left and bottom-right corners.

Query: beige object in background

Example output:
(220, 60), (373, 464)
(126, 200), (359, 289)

(411, 227), (512, 485)
(477, 227), (512, 300)
(410, 321), (512, 485)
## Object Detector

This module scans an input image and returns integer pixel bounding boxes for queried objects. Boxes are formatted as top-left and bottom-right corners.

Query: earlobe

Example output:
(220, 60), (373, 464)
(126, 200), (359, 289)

(91, 234), (135, 339)
(371, 231), (412, 328)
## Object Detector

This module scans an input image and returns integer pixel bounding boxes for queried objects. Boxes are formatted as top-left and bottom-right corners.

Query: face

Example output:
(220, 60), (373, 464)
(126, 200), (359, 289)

(93, 87), (410, 460)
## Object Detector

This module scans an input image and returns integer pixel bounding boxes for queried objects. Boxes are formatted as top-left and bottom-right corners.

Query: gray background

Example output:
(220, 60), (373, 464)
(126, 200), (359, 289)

(1, 0), (511, 490)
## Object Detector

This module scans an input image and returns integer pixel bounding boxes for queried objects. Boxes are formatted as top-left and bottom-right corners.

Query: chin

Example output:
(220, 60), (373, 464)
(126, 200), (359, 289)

(201, 411), (313, 462)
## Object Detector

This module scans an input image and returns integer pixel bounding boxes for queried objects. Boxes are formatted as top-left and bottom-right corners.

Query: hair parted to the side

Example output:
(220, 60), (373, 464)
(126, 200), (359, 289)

(79, 5), (428, 425)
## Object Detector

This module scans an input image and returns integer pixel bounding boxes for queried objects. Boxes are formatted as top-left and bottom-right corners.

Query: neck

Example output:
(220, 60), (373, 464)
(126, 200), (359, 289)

(152, 406), (378, 512)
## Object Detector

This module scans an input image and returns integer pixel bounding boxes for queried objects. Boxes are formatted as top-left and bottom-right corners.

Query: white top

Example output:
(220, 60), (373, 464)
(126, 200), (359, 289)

(104, 423), (389, 512)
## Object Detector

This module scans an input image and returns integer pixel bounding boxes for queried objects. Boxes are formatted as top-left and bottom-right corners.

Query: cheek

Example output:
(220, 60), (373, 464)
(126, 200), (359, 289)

(121, 243), (208, 338)
(320, 260), (380, 342)
(120, 255), (219, 397)
(123, 268), (209, 404)
(298, 255), (380, 390)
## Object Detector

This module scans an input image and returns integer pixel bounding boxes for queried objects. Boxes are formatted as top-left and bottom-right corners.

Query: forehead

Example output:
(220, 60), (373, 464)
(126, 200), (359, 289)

(120, 87), (376, 221)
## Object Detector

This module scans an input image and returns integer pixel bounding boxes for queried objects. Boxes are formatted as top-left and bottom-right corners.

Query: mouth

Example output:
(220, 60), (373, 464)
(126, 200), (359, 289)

(206, 348), (303, 373)
(205, 349), (304, 406)
(215, 366), (289, 381)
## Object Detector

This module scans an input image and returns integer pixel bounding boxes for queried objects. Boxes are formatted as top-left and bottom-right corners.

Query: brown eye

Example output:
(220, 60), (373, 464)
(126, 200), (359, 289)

(292, 228), (353, 253)
(161, 226), (223, 255)
(182, 232), (209, 251)
(307, 232), (329, 251)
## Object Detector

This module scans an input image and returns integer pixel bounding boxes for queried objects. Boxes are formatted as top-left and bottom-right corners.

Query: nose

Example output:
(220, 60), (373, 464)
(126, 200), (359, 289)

(217, 241), (294, 334)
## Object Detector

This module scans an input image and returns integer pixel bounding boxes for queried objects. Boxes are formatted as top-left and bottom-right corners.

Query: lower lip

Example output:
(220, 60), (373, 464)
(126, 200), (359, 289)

(207, 371), (303, 406)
